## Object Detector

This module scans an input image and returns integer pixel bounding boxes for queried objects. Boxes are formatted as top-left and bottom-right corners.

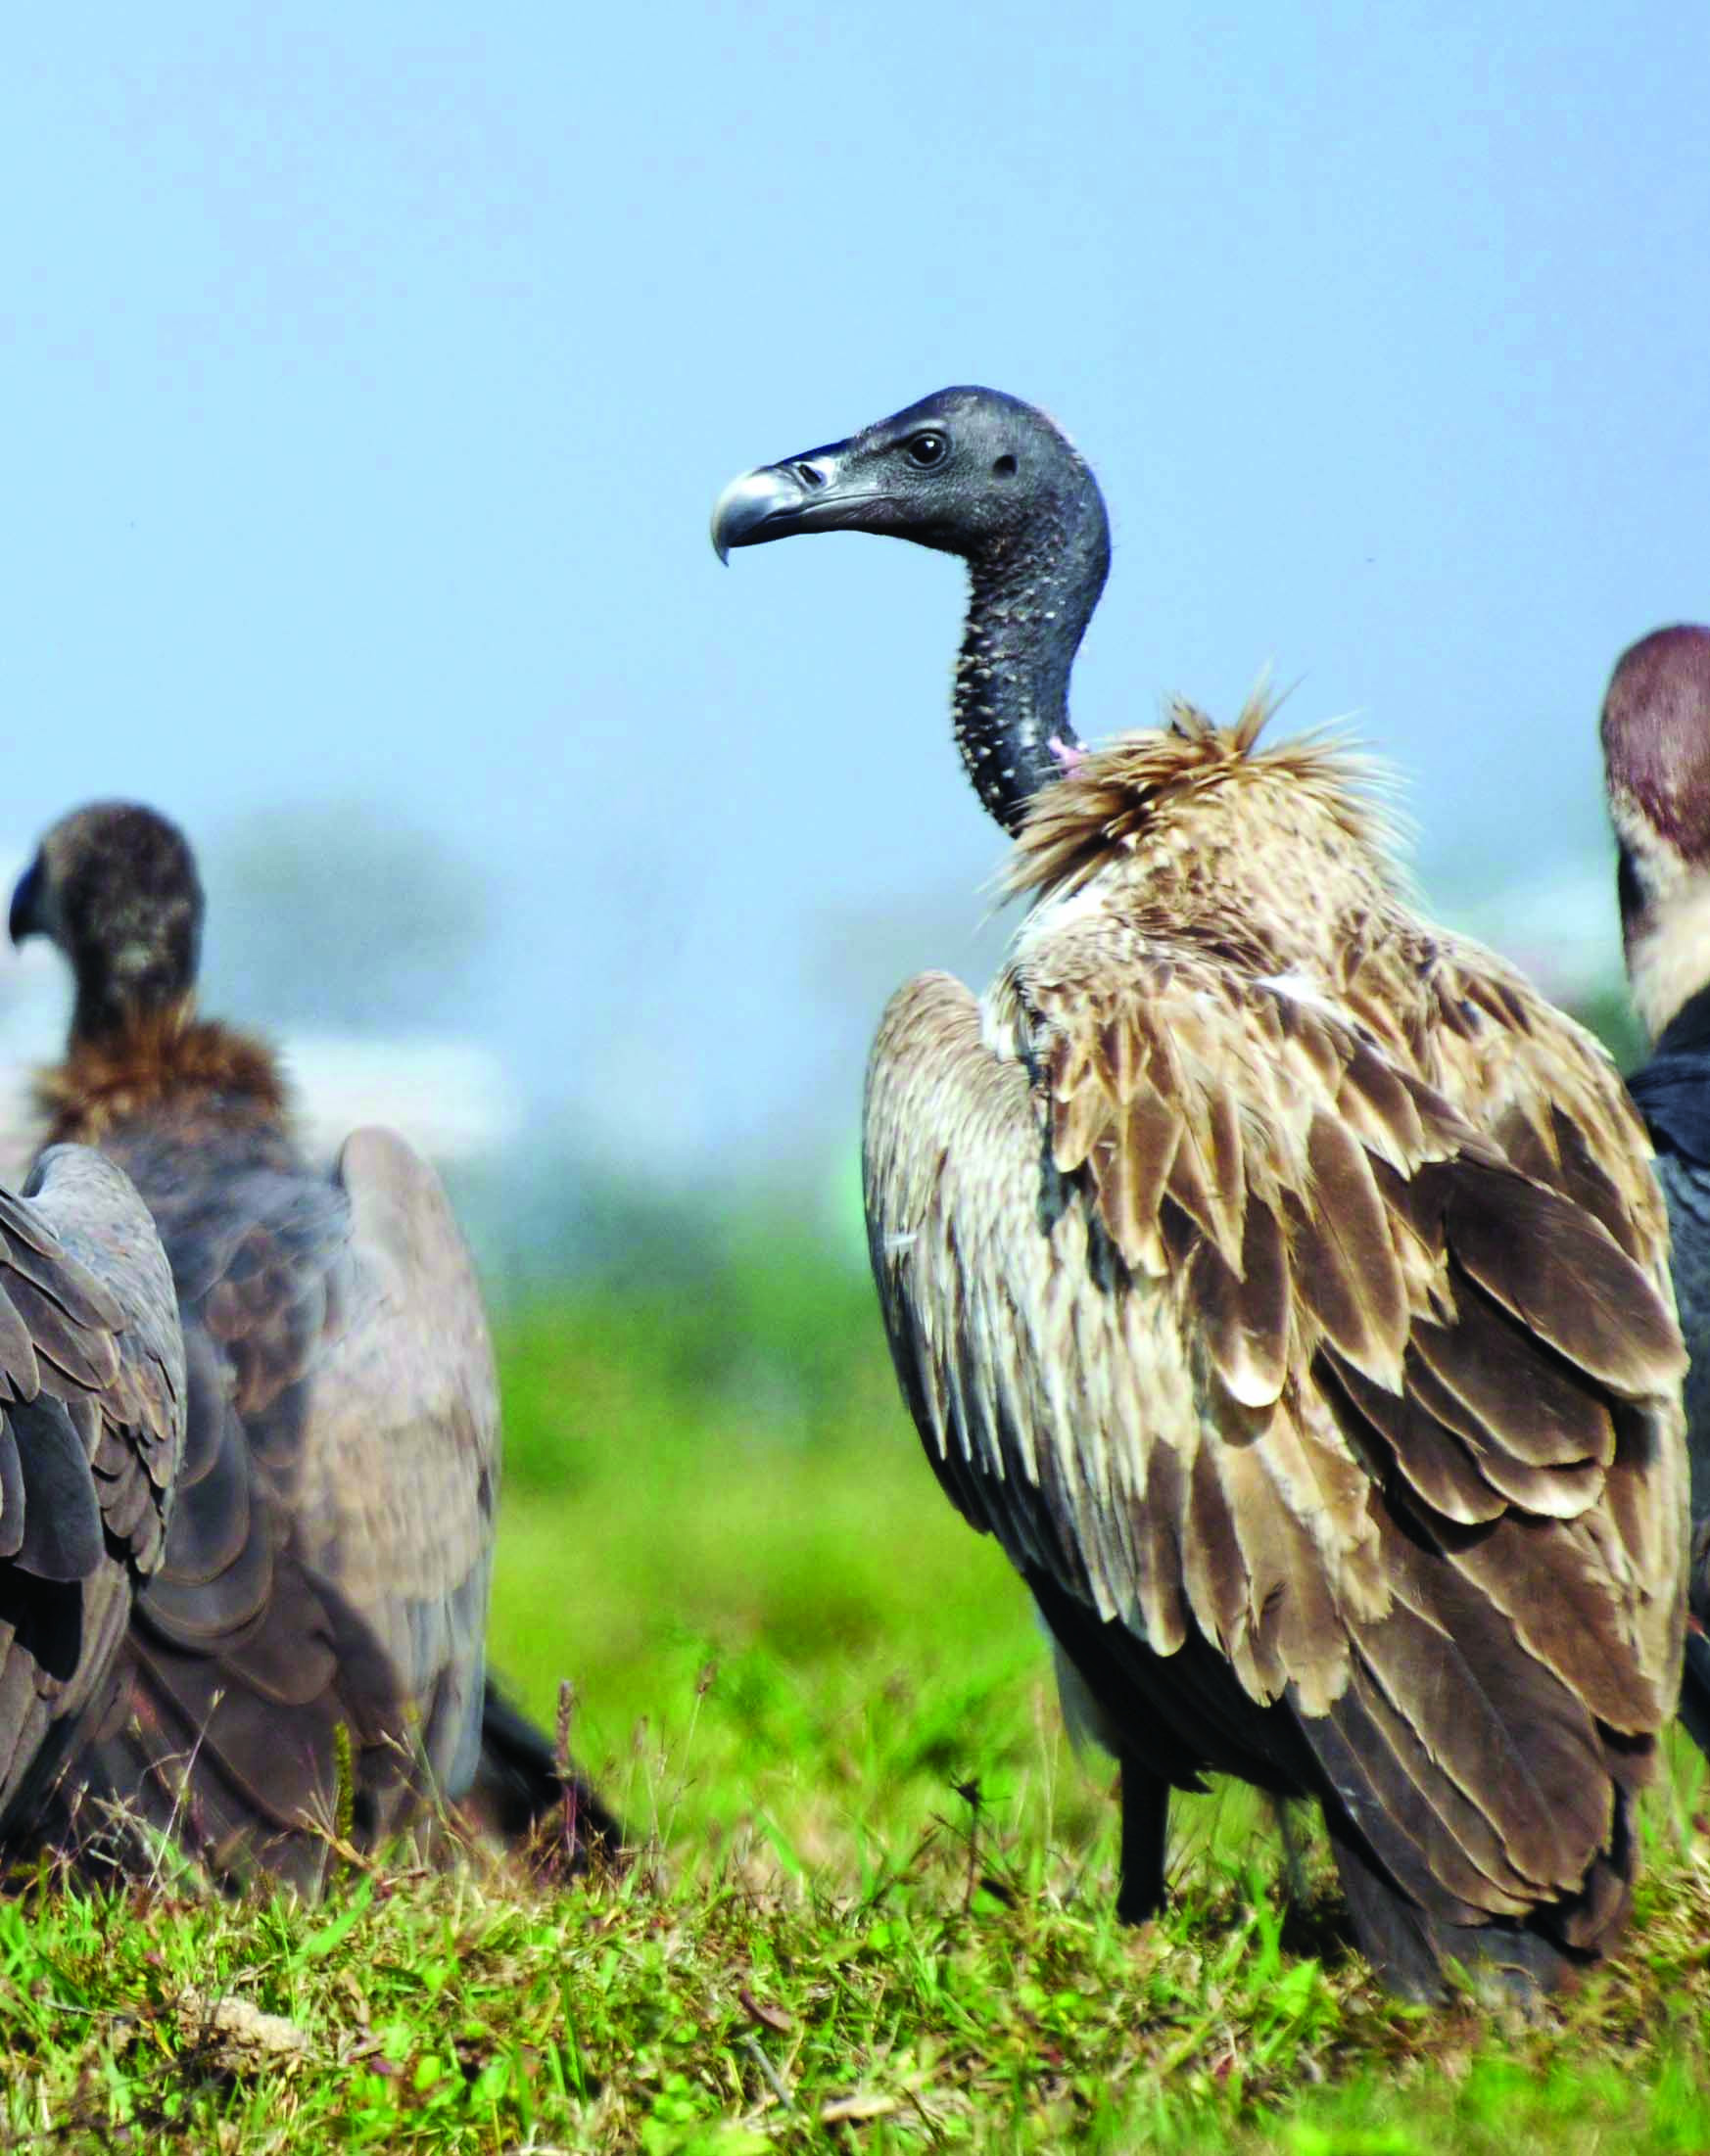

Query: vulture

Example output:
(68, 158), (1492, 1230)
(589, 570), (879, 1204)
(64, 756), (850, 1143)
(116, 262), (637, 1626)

(1602, 624), (1710, 1754)
(712, 387), (1689, 1997)
(0, 1146), (182, 1855)
(10, 804), (615, 1888)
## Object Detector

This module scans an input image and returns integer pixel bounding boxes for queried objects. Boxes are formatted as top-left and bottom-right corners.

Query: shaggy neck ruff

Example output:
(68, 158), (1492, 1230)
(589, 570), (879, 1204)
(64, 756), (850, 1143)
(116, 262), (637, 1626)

(952, 482), (1110, 837)
(36, 997), (290, 1147)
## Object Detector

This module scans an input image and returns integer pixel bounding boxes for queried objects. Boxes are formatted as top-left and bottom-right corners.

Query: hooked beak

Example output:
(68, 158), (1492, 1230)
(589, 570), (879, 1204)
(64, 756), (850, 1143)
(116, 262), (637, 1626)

(8, 857), (43, 948)
(709, 441), (894, 563)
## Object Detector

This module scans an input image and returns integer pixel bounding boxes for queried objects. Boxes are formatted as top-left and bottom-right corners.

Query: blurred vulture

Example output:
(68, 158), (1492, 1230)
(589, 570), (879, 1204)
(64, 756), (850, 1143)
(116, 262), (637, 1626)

(1602, 624), (1710, 1755)
(10, 806), (615, 1888)
(0, 1148), (182, 1854)
(713, 387), (1689, 1997)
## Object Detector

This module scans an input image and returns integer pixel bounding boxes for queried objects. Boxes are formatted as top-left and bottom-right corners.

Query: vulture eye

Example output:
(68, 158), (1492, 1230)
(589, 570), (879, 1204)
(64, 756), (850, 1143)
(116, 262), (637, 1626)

(906, 432), (947, 468)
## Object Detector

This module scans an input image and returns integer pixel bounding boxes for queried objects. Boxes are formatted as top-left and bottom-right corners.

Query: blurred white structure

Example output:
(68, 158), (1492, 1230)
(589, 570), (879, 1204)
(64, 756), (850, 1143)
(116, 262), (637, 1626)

(280, 1033), (523, 1167)
(1443, 863), (1620, 1012)
(0, 875), (520, 1185)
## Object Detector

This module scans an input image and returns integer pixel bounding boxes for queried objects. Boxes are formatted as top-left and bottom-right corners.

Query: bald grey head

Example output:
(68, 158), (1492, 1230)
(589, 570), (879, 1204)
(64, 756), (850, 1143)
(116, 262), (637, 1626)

(711, 386), (1105, 562)
(712, 386), (1112, 834)
(1601, 625), (1710, 1039)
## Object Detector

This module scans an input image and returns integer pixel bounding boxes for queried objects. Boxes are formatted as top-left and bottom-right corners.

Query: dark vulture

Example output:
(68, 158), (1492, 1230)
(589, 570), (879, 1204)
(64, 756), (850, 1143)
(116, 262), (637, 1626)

(10, 805), (615, 1888)
(1602, 624), (1710, 1755)
(712, 387), (1689, 1997)
(0, 1146), (182, 1853)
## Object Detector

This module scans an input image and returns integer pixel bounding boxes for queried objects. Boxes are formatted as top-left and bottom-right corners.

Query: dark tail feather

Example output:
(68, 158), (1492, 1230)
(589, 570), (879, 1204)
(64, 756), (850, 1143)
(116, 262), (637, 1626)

(1322, 1785), (1631, 2002)
(1679, 1627), (1710, 1761)
(459, 1677), (624, 1874)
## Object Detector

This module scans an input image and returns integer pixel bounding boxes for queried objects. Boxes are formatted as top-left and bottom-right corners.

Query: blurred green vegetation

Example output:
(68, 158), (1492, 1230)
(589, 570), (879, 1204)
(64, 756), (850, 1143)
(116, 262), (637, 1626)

(1575, 980), (1648, 1075)
(485, 1216), (1117, 1861)
(472, 914), (1662, 1870)
(481, 1204), (1706, 1882)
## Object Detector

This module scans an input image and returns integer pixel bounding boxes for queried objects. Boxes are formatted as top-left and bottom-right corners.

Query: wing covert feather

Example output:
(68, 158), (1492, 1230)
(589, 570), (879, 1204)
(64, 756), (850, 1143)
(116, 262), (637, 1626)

(78, 1126), (499, 1884)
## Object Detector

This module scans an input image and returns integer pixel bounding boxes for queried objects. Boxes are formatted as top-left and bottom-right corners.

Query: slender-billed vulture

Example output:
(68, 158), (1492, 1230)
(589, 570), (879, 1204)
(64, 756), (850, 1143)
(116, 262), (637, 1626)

(1602, 624), (1710, 1755)
(0, 1146), (182, 1853)
(11, 804), (615, 1887)
(712, 387), (1688, 1996)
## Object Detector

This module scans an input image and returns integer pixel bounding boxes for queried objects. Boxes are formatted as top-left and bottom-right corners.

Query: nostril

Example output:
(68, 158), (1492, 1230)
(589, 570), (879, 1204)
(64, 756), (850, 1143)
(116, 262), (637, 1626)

(789, 460), (829, 492)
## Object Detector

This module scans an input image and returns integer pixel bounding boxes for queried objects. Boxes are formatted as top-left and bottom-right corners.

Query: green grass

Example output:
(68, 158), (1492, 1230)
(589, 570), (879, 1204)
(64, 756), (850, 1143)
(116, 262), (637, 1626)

(6, 1228), (1710, 2150)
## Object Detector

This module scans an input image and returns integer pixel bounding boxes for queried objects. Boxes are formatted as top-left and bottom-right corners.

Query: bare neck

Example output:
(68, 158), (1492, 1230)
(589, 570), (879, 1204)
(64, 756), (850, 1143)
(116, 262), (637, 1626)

(952, 484), (1110, 835)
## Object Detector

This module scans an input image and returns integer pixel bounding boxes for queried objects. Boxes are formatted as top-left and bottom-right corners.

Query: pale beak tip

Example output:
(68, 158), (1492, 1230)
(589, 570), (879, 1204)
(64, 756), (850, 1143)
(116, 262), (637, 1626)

(710, 464), (805, 563)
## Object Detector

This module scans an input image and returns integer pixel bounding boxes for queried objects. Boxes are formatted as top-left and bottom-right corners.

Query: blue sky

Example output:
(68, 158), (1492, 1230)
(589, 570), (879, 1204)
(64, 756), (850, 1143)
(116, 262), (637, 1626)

(3, 5), (1705, 1177)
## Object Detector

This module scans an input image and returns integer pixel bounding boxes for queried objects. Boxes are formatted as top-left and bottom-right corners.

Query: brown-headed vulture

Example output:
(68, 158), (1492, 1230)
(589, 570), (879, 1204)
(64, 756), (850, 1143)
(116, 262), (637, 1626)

(713, 387), (1689, 1997)
(10, 804), (615, 1888)
(1602, 624), (1710, 1756)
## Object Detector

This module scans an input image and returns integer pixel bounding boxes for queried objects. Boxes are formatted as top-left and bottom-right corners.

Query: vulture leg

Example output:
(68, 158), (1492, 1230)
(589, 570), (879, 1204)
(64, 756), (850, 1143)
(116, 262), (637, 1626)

(1114, 1760), (1169, 1924)
(1271, 1797), (1309, 1905)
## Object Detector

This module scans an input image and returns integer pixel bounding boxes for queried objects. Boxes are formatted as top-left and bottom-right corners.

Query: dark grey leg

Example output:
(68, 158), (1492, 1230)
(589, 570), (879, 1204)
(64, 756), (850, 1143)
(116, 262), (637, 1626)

(1115, 1761), (1169, 1924)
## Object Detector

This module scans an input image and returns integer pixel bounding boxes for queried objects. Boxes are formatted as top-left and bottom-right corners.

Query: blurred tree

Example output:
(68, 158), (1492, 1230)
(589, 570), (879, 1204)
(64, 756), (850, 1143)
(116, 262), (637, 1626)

(1573, 982), (1647, 1076)
(200, 803), (492, 1034)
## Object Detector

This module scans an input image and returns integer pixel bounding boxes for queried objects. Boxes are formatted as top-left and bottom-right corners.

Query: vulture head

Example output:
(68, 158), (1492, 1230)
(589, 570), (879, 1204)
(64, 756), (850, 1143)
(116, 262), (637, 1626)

(713, 387), (1112, 832)
(12, 804), (204, 1040)
(711, 386), (1104, 565)
(1600, 625), (1710, 1040)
